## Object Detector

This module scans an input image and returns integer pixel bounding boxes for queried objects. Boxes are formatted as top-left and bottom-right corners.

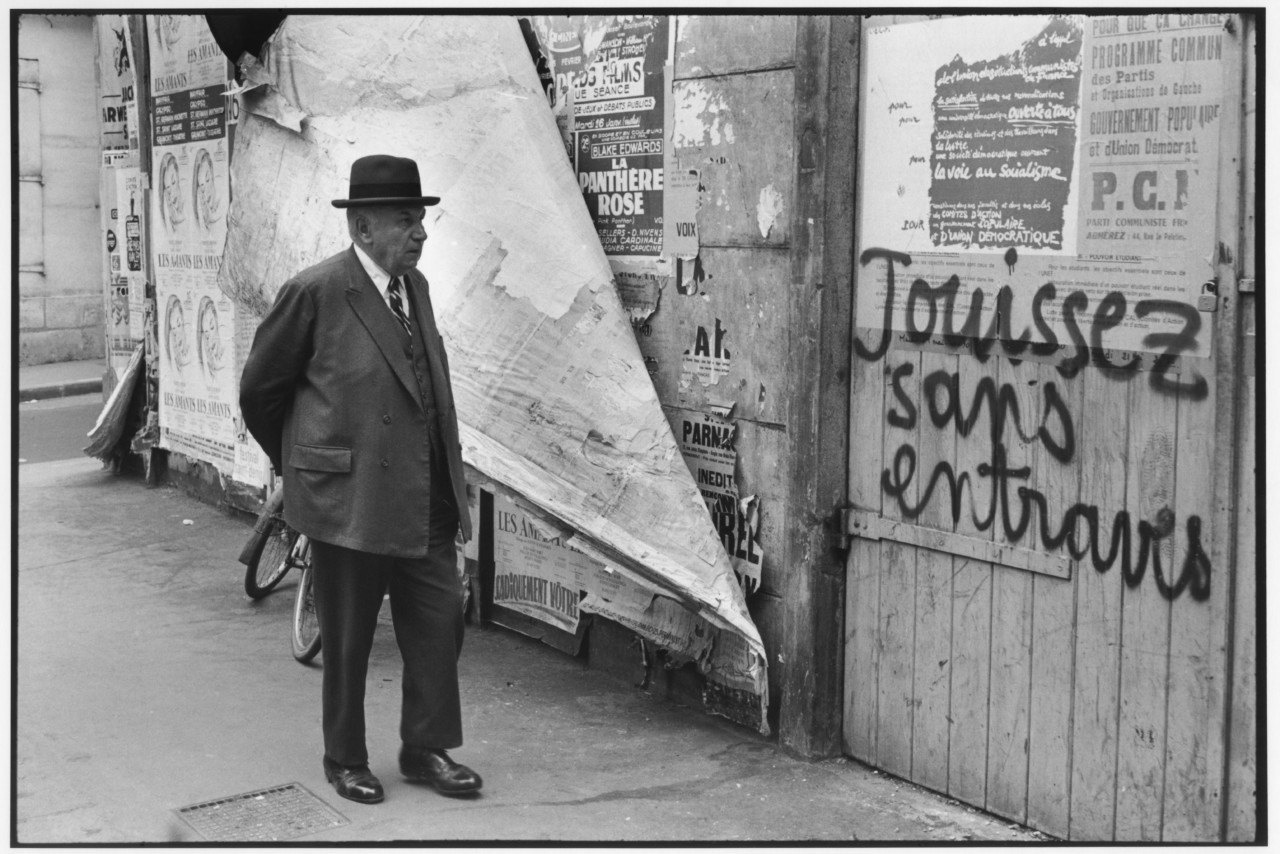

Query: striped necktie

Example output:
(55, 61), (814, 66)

(388, 275), (411, 336)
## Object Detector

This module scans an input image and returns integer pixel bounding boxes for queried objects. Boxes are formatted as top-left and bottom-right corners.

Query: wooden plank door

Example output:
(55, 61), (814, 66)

(842, 12), (1254, 842)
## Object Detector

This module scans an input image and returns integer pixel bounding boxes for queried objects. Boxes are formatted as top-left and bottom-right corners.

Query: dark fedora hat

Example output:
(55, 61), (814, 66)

(331, 154), (440, 208)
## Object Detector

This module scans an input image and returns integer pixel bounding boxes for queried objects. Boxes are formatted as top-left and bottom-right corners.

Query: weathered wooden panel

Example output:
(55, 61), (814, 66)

(874, 348), (921, 779)
(674, 15), (795, 78)
(637, 247), (790, 421)
(1226, 366), (1257, 841)
(838, 13), (1255, 842)
(910, 351), (955, 793)
(982, 357), (1039, 824)
(1113, 385), (1176, 841)
(671, 71), (794, 247)
(946, 355), (998, 807)
(843, 320), (888, 761)
(1226, 20), (1258, 831)
(1161, 23), (1246, 836)
(1066, 368), (1129, 839)
(1025, 362), (1083, 838)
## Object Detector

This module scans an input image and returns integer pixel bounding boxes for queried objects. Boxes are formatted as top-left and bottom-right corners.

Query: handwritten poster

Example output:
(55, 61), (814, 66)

(149, 15), (238, 467)
(857, 14), (1226, 356)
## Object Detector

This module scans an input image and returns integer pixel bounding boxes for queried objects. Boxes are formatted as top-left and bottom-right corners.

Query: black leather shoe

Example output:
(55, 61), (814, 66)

(323, 757), (385, 804)
(399, 746), (483, 796)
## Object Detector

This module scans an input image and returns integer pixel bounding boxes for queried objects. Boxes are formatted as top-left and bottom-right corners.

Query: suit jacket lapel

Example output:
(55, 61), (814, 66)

(343, 248), (423, 408)
(405, 270), (454, 414)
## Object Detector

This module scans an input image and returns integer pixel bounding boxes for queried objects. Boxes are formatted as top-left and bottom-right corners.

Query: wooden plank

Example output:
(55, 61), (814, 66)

(1066, 367), (1130, 839)
(1226, 20), (1259, 834)
(778, 14), (857, 758)
(875, 347), (921, 779)
(910, 350), (955, 793)
(1113, 384), (1176, 841)
(983, 356), (1038, 824)
(1226, 369), (1257, 841)
(946, 353), (997, 807)
(844, 323), (887, 762)
(1162, 19), (1246, 839)
(1025, 361), (1084, 837)
(849, 515), (1070, 578)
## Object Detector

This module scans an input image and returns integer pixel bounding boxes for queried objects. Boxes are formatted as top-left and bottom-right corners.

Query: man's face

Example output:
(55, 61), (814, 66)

(360, 205), (427, 277)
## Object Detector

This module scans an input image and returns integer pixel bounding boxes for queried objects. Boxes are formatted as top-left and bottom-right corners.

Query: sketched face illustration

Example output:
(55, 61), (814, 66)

(156, 16), (183, 53)
(197, 297), (225, 377)
(192, 149), (221, 230)
(159, 153), (185, 231)
(165, 295), (192, 370)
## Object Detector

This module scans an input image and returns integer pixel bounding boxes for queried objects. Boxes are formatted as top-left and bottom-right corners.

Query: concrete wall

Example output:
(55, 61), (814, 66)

(18, 14), (104, 366)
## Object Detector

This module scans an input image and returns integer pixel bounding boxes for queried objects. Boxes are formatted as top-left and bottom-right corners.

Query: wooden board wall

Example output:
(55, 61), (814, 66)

(639, 15), (853, 752)
(842, 12), (1256, 843)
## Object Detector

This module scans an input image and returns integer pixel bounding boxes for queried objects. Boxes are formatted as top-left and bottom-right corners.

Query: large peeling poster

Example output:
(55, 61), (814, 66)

(149, 15), (238, 467)
(857, 13), (1226, 358)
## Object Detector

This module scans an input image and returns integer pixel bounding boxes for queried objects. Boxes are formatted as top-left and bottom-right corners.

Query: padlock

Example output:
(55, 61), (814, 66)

(1198, 280), (1218, 312)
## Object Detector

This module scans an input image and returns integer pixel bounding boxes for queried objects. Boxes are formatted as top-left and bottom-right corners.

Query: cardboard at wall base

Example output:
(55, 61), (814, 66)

(219, 15), (767, 733)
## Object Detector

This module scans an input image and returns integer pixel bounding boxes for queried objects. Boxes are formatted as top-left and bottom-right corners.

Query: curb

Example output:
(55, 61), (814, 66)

(19, 380), (103, 403)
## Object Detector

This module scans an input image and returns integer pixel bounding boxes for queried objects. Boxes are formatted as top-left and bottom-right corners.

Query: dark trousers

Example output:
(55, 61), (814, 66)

(310, 500), (463, 768)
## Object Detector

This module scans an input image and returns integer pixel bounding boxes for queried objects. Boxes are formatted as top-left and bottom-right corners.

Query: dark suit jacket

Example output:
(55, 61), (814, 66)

(239, 247), (471, 557)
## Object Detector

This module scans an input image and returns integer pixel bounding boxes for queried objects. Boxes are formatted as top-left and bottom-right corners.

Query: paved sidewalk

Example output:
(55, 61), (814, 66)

(18, 358), (106, 402)
(16, 458), (1048, 844)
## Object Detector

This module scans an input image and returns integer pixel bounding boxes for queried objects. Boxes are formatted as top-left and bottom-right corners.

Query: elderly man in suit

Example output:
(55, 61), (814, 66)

(240, 154), (481, 805)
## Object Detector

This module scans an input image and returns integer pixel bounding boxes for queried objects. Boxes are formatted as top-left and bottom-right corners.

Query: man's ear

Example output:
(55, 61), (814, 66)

(352, 212), (371, 244)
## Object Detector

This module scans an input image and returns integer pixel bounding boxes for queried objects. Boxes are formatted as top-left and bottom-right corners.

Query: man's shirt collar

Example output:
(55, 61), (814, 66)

(353, 243), (393, 300)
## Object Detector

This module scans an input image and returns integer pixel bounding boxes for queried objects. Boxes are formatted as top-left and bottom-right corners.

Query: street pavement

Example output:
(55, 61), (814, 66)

(15, 389), (1048, 843)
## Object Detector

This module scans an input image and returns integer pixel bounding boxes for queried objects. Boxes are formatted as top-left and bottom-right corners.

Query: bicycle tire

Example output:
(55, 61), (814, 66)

(291, 541), (323, 663)
(244, 517), (297, 599)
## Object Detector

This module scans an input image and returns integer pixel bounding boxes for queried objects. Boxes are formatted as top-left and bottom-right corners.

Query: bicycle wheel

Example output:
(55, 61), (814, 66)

(244, 517), (298, 599)
(291, 539), (322, 663)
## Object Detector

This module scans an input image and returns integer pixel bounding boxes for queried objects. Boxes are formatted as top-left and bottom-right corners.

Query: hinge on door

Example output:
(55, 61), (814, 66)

(841, 507), (882, 542)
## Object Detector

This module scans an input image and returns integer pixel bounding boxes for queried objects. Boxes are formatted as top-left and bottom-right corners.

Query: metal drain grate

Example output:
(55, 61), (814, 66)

(174, 782), (348, 842)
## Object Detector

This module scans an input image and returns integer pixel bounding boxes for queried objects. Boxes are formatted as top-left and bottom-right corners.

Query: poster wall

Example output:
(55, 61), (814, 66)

(856, 13), (1226, 357)
(148, 15), (239, 468)
(97, 16), (142, 381)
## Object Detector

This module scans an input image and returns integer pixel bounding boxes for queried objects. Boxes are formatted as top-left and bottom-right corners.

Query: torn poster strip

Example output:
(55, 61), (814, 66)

(677, 409), (763, 595)
(679, 318), (732, 393)
(492, 493), (588, 634)
(611, 260), (664, 325)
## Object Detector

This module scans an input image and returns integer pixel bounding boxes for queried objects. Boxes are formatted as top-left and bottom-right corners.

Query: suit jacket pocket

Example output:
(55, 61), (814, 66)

(290, 443), (352, 473)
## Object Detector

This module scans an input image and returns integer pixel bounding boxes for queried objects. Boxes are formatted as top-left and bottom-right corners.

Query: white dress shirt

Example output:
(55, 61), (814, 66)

(352, 243), (411, 318)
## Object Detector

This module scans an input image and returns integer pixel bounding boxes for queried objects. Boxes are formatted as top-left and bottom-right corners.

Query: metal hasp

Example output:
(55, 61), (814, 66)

(842, 508), (1072, 580)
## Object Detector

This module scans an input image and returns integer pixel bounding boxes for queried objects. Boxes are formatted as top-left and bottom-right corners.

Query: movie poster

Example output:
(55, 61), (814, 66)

(149, 14), (238, 467)
(527, 15), (683, 321)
